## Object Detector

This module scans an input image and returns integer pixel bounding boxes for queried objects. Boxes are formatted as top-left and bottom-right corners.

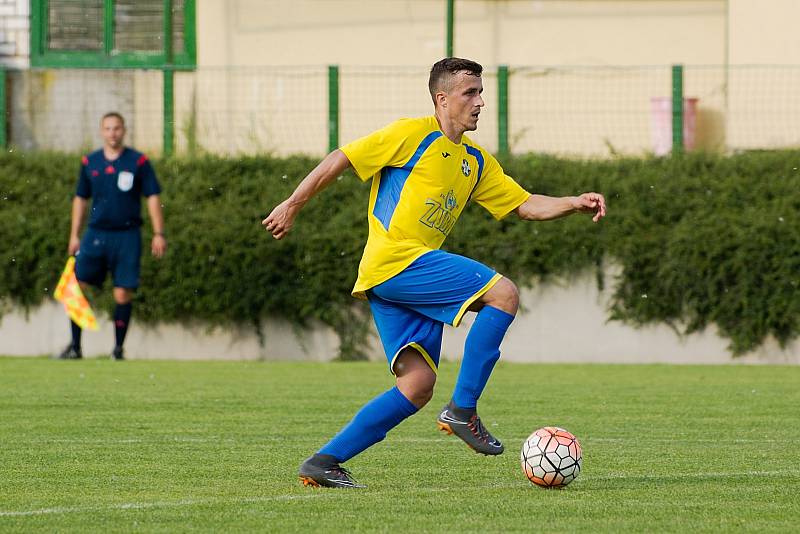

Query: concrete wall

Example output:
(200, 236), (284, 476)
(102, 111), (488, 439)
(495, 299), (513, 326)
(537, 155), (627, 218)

(2, 272), (797, 364)
(8, 69), (163, 154)
(0, 0), (28, 69)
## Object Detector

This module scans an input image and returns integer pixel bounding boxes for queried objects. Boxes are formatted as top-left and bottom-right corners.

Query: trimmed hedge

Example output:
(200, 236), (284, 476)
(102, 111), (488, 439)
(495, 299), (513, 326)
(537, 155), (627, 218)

(1, 150), (798, 357)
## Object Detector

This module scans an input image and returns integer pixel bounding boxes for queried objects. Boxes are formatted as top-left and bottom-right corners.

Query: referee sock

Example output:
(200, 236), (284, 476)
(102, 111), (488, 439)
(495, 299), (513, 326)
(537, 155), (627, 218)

(113, 303), (133, 348)
(318, 386), (418, 463)
(452, 305), (515, 410)
(70, 320), (82, 350)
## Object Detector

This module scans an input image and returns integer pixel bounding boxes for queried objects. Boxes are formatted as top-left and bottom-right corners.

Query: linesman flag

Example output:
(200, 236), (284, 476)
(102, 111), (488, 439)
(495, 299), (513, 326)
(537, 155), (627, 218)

(53, 256), (98, 331)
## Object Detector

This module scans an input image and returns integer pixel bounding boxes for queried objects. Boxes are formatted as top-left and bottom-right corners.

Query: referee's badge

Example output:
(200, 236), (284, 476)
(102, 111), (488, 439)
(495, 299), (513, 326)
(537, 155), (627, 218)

(461, 159), (471, 177)
(117, 171), (134, 192)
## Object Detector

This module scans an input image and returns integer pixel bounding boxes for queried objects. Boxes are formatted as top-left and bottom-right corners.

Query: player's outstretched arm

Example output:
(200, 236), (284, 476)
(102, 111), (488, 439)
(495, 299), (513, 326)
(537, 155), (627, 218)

(515, 192), (606, 223)
(262, 149), (351, 240)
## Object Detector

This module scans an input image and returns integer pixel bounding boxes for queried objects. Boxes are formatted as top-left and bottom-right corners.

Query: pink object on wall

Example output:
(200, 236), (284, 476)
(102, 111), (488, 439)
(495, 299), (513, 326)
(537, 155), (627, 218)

(650, 97), (698, 156)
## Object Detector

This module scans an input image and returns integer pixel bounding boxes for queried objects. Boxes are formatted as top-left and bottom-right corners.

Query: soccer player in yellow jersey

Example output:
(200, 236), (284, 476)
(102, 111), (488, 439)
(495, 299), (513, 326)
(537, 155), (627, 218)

(263, 58), (606, 488)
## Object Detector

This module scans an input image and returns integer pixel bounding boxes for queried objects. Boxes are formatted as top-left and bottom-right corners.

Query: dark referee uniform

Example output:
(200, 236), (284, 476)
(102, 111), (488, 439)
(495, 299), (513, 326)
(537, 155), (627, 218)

(75, 147), (161, 288)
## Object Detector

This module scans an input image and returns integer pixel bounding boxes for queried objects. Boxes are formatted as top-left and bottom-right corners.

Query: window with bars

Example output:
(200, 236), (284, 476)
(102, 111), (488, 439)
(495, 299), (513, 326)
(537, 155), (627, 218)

(32, 0), (195, 67)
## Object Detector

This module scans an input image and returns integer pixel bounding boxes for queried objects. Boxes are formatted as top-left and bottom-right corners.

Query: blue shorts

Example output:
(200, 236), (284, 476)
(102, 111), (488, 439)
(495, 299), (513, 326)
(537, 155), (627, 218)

(75, 228), (142, 289)
(367, 250), (502, 375)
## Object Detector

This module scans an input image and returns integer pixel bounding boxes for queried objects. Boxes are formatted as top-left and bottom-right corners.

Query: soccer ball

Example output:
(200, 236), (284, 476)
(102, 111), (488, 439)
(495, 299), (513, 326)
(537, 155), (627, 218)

(520, 426), (582, 488)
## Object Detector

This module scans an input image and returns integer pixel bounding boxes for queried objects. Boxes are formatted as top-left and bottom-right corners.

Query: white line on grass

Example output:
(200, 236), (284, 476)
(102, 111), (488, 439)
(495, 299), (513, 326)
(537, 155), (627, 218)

(3, 469), (798, 518)
(0, 494), (326, 518)
(10, 437), (227, 445)
(592, 470), (800, 481)
(583, 437), (783, 444)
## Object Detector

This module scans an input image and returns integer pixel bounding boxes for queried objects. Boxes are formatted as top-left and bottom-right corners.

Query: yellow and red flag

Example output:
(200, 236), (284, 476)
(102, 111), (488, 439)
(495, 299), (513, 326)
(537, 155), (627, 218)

(53, 257), (98, 331)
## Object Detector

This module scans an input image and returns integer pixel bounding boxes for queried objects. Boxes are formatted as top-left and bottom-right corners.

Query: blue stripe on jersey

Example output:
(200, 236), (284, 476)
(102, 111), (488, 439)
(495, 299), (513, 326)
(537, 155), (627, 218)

(373, 131), (443, 230)
(463, 145), (485, 199)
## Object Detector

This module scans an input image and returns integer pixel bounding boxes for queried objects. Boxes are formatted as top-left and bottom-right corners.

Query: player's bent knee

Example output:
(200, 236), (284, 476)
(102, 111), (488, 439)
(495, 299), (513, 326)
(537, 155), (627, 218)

(394, 349), (437, 408)
(397, 379), (434, 408)
(484, 277), (519, 315)
(414, 387), (434, 408)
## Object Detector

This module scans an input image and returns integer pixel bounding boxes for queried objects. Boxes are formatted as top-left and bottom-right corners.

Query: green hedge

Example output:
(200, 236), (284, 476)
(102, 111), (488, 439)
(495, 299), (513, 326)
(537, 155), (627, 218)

(1, 150), (798, 357)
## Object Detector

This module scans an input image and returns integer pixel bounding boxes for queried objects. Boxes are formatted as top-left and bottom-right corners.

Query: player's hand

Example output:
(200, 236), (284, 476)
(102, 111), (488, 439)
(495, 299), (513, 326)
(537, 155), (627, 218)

(262, 199), (298, 240)
(573, 192), (607, 222)
(68, 236), (81, 256)
(151, 234), (167, 258)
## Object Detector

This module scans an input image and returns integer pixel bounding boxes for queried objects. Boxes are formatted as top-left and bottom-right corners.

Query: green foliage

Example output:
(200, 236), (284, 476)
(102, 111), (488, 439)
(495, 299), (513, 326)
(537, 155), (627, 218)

(1, 150), (798, 357)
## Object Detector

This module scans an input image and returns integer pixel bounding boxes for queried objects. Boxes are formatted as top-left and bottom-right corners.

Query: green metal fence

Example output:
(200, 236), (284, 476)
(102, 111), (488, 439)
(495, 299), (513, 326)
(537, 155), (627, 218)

(2, 64), (799, 157)
(328, 65), (339, 153)
(672, 64), (684, 153)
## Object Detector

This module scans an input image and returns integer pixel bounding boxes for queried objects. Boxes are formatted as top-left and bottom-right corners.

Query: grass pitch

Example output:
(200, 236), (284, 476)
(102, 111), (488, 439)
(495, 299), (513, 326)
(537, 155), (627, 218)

(1, 358), (799, 533)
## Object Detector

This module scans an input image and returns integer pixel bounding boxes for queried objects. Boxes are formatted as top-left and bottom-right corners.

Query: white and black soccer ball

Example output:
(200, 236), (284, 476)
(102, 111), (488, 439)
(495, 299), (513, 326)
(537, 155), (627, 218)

(521, 426), (582, 488)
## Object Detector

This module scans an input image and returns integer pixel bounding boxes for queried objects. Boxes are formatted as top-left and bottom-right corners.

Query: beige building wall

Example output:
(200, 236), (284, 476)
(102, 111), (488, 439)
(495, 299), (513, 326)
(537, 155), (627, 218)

(727, 0), (800, 150)
(197, 0), (446, 67)
(197, 1), (728, 68)
(459, 1), (726, 67)
(4, 1), (798, 154)
(190, 0), (739, 156)
(729, 0), (800, 64)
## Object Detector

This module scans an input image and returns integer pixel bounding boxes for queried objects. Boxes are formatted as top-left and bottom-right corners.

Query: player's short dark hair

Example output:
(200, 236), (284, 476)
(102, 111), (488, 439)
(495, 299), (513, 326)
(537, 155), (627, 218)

(101, 112), (125, 126)
(428, 57), (483, 103)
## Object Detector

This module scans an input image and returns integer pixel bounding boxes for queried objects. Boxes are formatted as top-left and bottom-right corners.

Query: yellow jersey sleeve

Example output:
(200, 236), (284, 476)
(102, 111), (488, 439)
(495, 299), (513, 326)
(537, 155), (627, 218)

(341, 119), (422, 182)
(470, 151), (530, 220)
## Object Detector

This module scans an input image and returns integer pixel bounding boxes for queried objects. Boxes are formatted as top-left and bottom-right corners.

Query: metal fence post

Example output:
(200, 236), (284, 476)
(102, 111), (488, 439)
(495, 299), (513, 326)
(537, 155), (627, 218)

(446, 0), (454, 57)
(0, 67), (6, 149)
(162, 0), (174, 156)
(328, 65), (339, 152)
(671, 64), (684, 154)
(498, 65), (509, 156)
(163, 67), (174, 156)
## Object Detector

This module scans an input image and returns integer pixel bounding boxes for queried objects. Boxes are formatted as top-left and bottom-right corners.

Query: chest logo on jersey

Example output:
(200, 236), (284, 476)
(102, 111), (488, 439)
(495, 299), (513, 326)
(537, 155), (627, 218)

(117, 171), (134, 192)
(461, 159), (471, 177)
(419, 190), (459, 236)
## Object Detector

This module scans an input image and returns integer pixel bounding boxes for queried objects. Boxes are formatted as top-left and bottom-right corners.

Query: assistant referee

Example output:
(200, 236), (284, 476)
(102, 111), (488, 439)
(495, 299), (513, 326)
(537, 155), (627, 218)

(57, 112), (166, 361)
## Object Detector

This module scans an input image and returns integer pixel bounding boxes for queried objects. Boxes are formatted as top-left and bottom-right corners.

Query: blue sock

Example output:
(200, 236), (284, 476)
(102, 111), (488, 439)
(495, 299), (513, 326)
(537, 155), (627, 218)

(452, 305), (515, 410)
(318, 386), (418, 463)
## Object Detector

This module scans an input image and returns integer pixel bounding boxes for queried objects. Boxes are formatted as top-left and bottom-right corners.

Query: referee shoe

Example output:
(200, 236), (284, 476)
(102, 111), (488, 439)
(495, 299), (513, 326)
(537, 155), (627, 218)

(298, 454), (365, 489)
(437, 401), (504, 455)
(55, 344), (82, 360)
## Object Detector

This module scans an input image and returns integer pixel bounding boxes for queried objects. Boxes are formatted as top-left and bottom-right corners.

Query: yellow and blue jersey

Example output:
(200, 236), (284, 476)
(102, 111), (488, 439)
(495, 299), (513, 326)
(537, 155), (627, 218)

(341, 116), (530, 299)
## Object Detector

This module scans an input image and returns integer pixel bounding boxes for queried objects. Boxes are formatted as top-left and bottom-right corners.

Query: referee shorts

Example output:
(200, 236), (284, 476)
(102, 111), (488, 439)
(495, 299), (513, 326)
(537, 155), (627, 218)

(75, 228), (142, 289)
